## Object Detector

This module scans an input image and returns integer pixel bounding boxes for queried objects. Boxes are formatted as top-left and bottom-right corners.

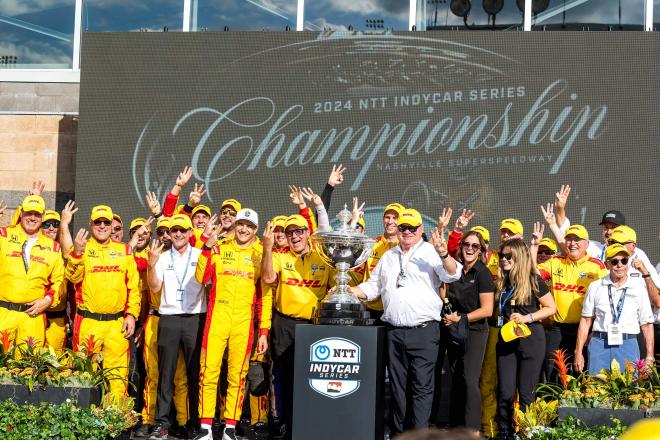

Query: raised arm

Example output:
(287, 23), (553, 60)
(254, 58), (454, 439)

(554, 184), (571, 230)
(541, 203), (567, 255)
(261, 222), (278, 285)
(321, 163), (345, 212)
(146, 240), (164, 294)
(58, 200), (78, 257)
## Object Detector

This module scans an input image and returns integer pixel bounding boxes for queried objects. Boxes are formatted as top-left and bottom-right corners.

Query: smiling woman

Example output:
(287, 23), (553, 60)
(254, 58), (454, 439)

(0, 0), (75, 68)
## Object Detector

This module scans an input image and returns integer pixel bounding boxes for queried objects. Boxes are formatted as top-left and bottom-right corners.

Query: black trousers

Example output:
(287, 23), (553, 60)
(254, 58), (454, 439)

(387, 322), (440, 436)
(432, 325), (488, 430)
(156, 313), (205, 427)
(270, 311), (310, 433)
(497, 324), (545, 436)
(544, 323), (578, 382)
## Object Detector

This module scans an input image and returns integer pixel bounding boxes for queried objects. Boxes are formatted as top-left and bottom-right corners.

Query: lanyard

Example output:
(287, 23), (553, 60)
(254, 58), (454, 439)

(170, 246), (193, 295)
(607, 285), (627, 324)
(599, 244), (606, 262)
(499, 285), (515, 316)
(397, 242), (422, 278)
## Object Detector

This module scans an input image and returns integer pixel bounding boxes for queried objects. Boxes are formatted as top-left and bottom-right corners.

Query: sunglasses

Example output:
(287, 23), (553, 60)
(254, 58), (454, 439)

(608, 257), (629, 267)
(538, 249), (555, 256)
(221, 209), (237, 217)
(42, 221), (60, 229)
(112, 226), (122, 232)
(461, 242), (481, 251)
(498, 252), (513, 261)
(285, 228), (307, 237)
(93, 219), (112, 226)
(170, 227), (187, 234)
(156, 229), (170, 236)
(398, 225), (419, 233)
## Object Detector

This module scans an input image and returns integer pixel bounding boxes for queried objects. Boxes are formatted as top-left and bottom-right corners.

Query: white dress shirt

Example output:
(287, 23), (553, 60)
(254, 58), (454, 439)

(582, 274), (653, 334)
(155, 245), (207, 315)
(358, 240), (462, 327)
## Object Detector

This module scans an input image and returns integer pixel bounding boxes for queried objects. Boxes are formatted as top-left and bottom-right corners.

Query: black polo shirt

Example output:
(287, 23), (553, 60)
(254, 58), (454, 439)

(447, 260), (495, 331)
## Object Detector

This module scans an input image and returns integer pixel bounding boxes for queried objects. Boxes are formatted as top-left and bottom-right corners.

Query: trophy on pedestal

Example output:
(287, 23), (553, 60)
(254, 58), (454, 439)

(312, 205), (376, 325)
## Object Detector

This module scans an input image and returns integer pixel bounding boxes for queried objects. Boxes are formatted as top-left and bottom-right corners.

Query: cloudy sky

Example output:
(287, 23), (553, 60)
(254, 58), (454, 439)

(0, 0), (652, 66)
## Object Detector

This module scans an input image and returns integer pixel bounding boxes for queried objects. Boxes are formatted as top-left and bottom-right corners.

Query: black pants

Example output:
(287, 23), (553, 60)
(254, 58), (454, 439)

(432, 325), (488, 430)
(497, 324), (545, 436)
(270, 311), (310, 434)
(544, 323), (578, 382)
(156, 313), (205, 427)
(387, 322), (440, 436)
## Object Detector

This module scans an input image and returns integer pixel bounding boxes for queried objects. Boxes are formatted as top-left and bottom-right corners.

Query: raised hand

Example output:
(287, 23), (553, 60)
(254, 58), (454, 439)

(288, 185), (305, 208)
(530, 222), (545, 247)
(147, 239), (164, 266)
(431, 228), (448, 256)
(300, 187), (322, 207)
(60, 200), (78, 225)
(555, 184), (571, 211)
(437, 207), (453, 232)
(0, 200), (6, 218)
(350, 197), (366, 226)
(262, 221), (275, 250)
(188, 183), (206, 208)
(145, 192), (162, 216)
(73, 229), (89, 255)
(128, 216), (154, 251)
(29, 180), (46, 196)
(454, 209), (475, 232)
(176, 166), (193, 188)
(202, 213), (219, 238)
(540, 203), (556, 227)
(327, 163), (346, 187)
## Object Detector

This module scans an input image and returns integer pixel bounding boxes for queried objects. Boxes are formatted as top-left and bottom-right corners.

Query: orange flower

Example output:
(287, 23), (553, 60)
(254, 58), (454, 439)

(553, 349), (571, 390)
(82, 335), (97, 355)
(0, 330), (10, 353)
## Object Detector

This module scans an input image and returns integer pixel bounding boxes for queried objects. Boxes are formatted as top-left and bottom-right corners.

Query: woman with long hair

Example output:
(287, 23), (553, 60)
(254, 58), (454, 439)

(436, 230), (494, 432)
(495, 238), (556, 440)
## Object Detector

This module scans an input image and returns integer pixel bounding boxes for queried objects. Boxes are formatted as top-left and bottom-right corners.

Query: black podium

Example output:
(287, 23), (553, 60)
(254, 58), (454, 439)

(292, 324), (385, 440)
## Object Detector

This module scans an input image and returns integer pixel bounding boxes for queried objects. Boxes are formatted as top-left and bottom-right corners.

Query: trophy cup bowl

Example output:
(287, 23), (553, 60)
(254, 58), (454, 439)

(311, 205), (376, 325)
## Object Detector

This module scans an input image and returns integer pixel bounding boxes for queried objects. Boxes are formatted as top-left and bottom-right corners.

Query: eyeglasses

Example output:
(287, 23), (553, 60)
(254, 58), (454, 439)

(565, 237), (584, 243)
(398, 225), (419, 233)
(221, 209), (237, 217)
(538, 249), (555, 256)
(42, 221), (60, 229)
(608, 257), (629, 267)
(170, 227), (187, 234)
(156, 229), (170, 236)
(498, 252), (513, 261)
(285, 228), (307, 237)
(93, 219), (112, 226)
(461, 242), (481, 251)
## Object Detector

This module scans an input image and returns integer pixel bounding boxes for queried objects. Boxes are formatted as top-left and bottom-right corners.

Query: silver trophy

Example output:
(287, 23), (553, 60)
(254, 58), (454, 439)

(312, 205), (375, 325)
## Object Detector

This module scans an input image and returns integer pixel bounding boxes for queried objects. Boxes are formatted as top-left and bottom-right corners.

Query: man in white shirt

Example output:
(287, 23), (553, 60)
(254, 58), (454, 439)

(147, 214), (207, 439)
(348, 208), (461, 435)
(574, 244), (654, 374)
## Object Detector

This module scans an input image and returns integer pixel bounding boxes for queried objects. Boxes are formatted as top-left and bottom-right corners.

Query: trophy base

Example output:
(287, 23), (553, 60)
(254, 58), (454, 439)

(314, 302), (373, 326)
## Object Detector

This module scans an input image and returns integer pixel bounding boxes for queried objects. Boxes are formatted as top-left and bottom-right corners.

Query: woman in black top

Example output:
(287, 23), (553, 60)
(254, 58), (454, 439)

(434, 230), (494, 431)
(495, 238), (556, 440)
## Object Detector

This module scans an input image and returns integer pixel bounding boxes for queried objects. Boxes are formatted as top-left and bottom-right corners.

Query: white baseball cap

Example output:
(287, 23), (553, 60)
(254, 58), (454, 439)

(236, 208), (259, 227)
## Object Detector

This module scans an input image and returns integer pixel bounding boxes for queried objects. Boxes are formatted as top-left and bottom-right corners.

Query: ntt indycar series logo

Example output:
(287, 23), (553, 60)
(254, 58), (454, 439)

(308, 338), (361, 399)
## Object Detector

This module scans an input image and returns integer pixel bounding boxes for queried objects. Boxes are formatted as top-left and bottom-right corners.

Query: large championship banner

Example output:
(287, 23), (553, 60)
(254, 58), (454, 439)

(77, 32), (659, 260)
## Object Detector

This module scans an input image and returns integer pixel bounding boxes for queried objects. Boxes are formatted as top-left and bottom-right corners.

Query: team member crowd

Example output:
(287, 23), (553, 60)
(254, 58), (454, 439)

(0, 168), (657, 440)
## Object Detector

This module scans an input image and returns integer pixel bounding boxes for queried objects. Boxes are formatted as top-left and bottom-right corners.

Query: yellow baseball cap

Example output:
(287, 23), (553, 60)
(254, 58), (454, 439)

(90, 205), (113, 222)
(499, 218), (523, 237)
(384, 203), (404, 216)
(170, 214), (193, 230)
(285, 214), (307, 230)
(221, 199), (241, 212)
(397, 209), (422, 227)
(129, 218), (147, 231)
(271, 215), (287, 229)
(113, 213), (122, 224)
(539, 237), (558, 253)
(610, 225), (637, 244)
(192, 205), (211, 217)
(21, 195), (45, 214)
(565, 224), (589, 240)
(605, 243), (630, 261)
(156, 217), (171, 230)
(500, 320), (531, 342)
(470, 226), (490, 243)
(43, 210), (60, 223)
(357, 217), (366, 230)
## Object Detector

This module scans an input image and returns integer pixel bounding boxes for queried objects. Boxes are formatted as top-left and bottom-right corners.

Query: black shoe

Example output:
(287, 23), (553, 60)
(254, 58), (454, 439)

(185, 421), (201, 439)
(148, 423), (169, 440)
(268, 418), (285, 439)
(248, 422), (270, 440)
(134, 423), (154, 438)
(191, 428), (213, 440)
(235, 418), (251, 437)
(222, 427), (238, 440)
(212, 419), (224, 437)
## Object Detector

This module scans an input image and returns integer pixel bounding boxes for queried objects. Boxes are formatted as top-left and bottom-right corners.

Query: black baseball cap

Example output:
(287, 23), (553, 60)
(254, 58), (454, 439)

(599, 210), (625, 226)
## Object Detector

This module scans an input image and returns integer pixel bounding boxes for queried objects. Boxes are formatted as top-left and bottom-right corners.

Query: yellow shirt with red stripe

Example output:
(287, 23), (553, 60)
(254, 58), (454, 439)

(538, 254), (607, 324)
(195, 239), (271, 333)
(272, 249), (333, 320)
(0, 225), (64, 307)
(485, 251), (499, 281)
(350, 235), (398, 311)
(66, 238), (141, 318)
